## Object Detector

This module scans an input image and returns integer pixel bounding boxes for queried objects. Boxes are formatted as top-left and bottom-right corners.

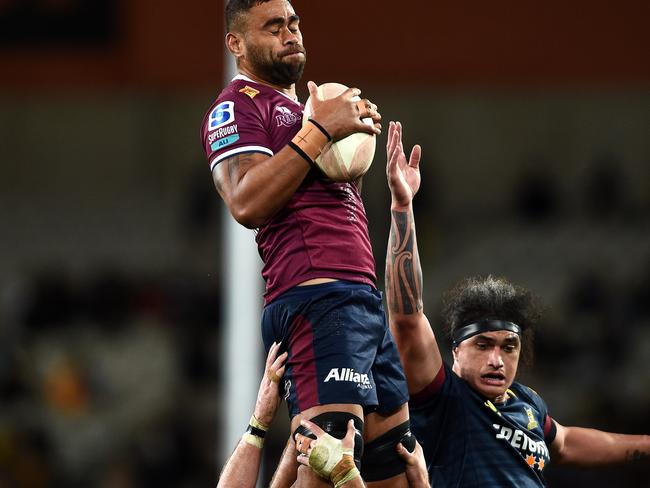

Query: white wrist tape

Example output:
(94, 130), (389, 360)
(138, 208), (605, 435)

(308, 432), (354, 479)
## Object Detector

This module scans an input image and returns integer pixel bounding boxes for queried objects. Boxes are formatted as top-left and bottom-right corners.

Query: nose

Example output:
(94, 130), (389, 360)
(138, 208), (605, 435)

(283, 28), (299, 45)
(487, 347), (504, 368)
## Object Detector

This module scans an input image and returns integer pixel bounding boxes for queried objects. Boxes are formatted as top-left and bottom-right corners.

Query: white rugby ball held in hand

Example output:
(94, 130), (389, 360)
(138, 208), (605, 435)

(303, 82), (376, 182)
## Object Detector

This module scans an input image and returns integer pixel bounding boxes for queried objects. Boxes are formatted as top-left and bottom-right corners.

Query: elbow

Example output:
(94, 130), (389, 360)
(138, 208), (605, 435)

(230, 203), (269, 229)
(390, 313), (424, 334)
(389, 314), (426, 347)
(390, 312), (432, 343)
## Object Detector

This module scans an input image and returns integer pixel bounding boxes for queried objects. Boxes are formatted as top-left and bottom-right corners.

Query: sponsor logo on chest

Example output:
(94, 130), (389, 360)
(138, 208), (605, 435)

(493, 423), (550, 471)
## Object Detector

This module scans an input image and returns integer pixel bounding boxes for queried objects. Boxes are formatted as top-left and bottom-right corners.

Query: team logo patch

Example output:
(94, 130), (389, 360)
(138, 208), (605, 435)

(211, 134), (240, 151)
(239, 85), (260, 99)
(525, 407), (539, 430)
(275, 106), (300, 127)
(209, 101), (235, 131)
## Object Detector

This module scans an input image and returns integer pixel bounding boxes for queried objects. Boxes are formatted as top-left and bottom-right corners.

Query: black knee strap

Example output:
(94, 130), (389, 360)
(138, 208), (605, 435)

(293, 412), (364, 469)
(361, 420), (416, 481)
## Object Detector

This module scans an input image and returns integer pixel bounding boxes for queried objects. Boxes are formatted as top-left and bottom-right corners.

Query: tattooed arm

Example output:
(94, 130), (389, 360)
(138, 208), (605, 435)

(551, 420), (650, 467)
(213, 149), (311, 228)
(385, 121), (442, 393)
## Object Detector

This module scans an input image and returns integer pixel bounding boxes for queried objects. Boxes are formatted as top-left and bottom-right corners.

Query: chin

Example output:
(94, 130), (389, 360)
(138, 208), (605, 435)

(475, 382), (508, 400)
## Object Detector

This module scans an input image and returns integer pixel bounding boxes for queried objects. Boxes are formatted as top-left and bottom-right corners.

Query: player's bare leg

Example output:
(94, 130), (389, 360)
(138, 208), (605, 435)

(364, 403), (410, 488)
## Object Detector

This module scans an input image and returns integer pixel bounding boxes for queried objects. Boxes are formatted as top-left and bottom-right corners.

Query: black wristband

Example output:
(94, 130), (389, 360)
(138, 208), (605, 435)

(288, 140), (315, 166)
(246, 424), (267, 439)
(307, 119), (332, 141)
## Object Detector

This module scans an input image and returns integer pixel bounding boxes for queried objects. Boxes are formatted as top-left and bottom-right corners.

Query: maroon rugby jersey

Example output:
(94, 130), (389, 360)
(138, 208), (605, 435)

(200, 75), (376, 303)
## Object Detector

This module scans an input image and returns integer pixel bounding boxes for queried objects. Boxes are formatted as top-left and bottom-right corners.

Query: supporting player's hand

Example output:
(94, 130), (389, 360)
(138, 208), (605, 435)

(253, 341), (288, 426)
(307, 80), (381, 141)
(386, 121), (421, 209)
(295, 418), (359, 486)
(396, 440), (430, 488)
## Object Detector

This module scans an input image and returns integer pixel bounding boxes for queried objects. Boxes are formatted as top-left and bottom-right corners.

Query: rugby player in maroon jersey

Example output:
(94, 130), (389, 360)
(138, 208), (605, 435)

(202, 1), (416, 486)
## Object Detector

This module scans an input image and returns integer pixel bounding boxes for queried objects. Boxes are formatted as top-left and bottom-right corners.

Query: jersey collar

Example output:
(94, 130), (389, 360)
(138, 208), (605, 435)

(233, 74), (301, 105)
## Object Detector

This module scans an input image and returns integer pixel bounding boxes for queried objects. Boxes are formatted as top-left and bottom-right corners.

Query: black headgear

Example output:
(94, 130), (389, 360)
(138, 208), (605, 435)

(452, 319), (522, 347)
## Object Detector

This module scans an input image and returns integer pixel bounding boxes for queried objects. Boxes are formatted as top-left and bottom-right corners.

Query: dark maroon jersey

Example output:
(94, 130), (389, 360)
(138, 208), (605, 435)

(200, 75), (377, 303)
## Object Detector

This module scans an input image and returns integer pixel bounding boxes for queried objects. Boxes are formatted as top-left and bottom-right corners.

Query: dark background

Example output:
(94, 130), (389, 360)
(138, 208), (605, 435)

(0, 0), (649, 486)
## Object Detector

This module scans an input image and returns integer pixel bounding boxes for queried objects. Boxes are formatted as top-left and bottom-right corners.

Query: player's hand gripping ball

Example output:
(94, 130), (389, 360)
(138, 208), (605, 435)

(303, 82), (376, 182)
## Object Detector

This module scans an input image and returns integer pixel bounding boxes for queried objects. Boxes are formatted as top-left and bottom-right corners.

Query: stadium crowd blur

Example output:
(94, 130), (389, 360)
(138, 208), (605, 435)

(1, 1), (648, 486)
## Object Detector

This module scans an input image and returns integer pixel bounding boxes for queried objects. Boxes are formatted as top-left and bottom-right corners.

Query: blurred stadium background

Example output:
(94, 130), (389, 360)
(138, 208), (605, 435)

(1, 0), (649, 486)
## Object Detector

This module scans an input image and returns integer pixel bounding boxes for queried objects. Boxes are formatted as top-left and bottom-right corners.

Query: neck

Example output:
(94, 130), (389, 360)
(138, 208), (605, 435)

(493, 391), (509, 404)
(238, 67), (296, 98)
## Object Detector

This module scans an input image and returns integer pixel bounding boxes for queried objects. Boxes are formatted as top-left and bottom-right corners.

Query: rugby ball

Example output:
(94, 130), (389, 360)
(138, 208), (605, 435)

(303, 82), (376, 182)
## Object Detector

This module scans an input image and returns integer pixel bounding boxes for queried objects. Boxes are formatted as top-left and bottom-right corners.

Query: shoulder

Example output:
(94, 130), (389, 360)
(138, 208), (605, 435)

(409, 363), (465, 409)
(202, 80), (263, 127)
(511, 382), (547, 405)
(199, 79), (278, 156)
(510, 382), (552, 423)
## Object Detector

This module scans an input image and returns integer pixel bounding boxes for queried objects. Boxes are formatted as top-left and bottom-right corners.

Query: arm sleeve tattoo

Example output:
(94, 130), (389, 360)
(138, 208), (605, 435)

(386, 207), (423, 315)
(626, 449), (649, 463)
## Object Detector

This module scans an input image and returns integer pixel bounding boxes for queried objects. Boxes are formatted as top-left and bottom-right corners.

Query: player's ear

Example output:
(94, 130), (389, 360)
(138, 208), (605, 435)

(452, 345), (460, 361)
(226, 32), (244, 58)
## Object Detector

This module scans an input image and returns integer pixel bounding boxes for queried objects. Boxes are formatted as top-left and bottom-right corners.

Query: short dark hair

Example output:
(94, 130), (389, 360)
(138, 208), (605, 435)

(225, 0), (292, 32)
(442, 276), (541, 365)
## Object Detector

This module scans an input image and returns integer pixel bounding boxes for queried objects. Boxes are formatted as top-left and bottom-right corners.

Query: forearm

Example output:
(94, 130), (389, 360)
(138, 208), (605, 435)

(270, 438), (299, 488)
(385, 203), (442, 392)
(558, 427), (650, 467)
(217, 439), (263, 488)
(385, 203), (423, 317)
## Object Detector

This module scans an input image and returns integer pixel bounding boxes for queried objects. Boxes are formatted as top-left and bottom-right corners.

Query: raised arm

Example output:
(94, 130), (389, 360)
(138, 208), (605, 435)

(551, 420), (650, 467)
(217, 342), (287, 488)
(214, 82), (381, 228)
(385, 121), (442, 394)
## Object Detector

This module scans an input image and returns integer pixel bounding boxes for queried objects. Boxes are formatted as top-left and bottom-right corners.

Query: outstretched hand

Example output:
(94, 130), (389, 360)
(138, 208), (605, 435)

(307, 80), (381, 140)
(386, 121), (421, 208)
(253, 341), (288, 427)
